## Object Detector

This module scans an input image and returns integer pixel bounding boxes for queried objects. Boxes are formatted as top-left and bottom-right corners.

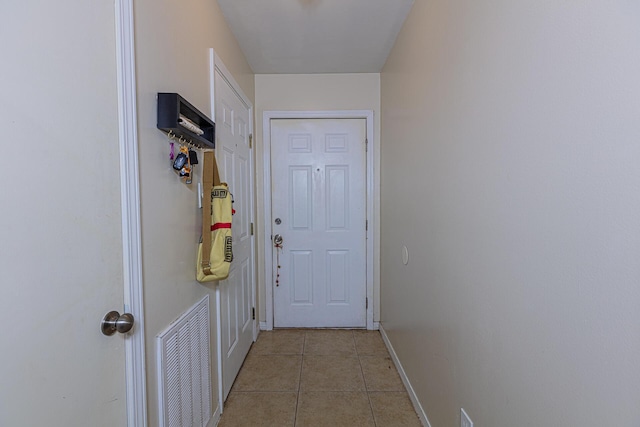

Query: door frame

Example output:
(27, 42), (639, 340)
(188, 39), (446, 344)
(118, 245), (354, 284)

(209, 49), (257, 410)
(262, 110), (375, 331)
(115, 0), (147, 425)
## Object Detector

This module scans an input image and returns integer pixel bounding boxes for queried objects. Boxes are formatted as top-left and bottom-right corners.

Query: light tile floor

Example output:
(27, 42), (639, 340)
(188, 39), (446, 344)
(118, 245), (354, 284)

(218, 329), (422, 426)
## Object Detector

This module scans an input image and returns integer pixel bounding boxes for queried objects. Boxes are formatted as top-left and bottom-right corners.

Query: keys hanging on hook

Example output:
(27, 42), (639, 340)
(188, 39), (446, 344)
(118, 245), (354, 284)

(167, 130), (176, 160)
(189, 149), (199, 166)
(187, 150), (199, 184)
(173, 145), (188, 171)
(172, 145), (192, 184)
(181, 147), (192, 184)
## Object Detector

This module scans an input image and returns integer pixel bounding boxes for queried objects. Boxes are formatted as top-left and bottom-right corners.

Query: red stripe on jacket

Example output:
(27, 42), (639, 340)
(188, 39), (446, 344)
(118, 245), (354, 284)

(211, 222), (232, 231)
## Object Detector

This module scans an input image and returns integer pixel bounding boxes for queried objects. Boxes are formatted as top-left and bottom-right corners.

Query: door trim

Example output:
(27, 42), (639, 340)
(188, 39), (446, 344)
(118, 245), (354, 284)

(209, 48), (257, 410)
(115, 0), (147, 425)
(262, 110), (375, 331)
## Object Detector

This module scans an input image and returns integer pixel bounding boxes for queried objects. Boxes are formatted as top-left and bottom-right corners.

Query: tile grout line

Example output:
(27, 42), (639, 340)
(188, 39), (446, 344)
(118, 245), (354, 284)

(224, 330), (419, 426)
(354, 331), (379, 426)
(293, 332), (307, 426)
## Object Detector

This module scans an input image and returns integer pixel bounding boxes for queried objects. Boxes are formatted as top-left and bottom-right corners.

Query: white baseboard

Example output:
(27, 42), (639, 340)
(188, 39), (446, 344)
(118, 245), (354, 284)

(209, 405), (221, 427)
(260, 321), (376, 331)
(379, 324), (432, 427)
(260, 321), (372, 330)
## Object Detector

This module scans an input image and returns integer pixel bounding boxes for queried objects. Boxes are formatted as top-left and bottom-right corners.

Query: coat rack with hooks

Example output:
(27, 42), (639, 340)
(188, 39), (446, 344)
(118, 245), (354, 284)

(157, 92), (216, 149)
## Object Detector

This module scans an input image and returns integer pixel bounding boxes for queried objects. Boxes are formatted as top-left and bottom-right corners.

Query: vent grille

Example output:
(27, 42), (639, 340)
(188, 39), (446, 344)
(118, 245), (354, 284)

(157, 296), (212, 427)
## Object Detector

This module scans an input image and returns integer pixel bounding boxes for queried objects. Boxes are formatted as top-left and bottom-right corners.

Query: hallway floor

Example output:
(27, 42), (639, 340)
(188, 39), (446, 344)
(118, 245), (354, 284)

(218, 329), (422, 426)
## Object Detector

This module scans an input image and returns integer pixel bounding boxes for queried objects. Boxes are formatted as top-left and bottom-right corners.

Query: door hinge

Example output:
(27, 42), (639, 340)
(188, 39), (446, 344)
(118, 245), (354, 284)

(250, 223), (254, 236)
(365, 138), (368, 152)
(366, 298), (368, 310)
(366, 220), (368, 231)
(249, 134), (253, 149)
(252, 307), (255, 320)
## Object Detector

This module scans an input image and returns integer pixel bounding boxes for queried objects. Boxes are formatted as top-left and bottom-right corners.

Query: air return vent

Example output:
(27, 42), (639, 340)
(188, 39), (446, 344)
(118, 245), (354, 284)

(157, 296), (212, 427)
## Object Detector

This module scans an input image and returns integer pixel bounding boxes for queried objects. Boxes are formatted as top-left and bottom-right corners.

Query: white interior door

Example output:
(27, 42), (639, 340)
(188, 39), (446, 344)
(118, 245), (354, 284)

(0, 1), (130, 424)
(271, 118), (367, 328)
(214, 67), (255, 400)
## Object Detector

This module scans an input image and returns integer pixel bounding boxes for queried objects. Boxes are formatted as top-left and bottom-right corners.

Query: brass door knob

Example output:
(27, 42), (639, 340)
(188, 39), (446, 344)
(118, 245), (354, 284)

(101, 311), (135, 336)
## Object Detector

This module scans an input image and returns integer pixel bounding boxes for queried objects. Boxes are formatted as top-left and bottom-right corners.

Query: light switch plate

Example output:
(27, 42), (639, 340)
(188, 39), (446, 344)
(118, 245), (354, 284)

(461, 408), (473, 427)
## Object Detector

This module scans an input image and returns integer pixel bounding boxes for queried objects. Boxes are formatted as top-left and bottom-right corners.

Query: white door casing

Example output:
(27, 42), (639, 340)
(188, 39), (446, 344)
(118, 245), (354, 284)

(263, 111), (375, 331)
(271, 119), (367, 328)
(209, 50), (256, 403)
(116, 0), (147, 424)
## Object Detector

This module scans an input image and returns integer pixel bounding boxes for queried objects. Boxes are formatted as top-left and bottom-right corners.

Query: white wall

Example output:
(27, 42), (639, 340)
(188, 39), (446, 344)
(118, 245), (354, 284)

(254, 73), (381, 324)
(381, 1), (640, 426)
(133, 1), (253, 425)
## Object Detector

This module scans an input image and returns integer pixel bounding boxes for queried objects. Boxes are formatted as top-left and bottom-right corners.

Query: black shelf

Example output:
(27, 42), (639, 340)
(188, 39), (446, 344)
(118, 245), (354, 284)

(157, 92), (215, 149)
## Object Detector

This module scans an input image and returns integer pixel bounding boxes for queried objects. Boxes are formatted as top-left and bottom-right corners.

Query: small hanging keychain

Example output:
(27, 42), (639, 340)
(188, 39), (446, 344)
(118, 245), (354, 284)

(275, 247), (282, 287)
(185, 149), (198, 184)
(168, 130), (176, 162)
(172, 144), (188, 171)
(274, 235), (283, 287)
(189, 149), (198, 175)
(180, 148), (192, 183)
(173, 142), (191, 183)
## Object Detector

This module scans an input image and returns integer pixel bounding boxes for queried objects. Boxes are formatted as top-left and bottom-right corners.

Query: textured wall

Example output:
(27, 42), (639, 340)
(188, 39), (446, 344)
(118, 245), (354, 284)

(381, 1), (640, 425)
(133, 0), (253, 424)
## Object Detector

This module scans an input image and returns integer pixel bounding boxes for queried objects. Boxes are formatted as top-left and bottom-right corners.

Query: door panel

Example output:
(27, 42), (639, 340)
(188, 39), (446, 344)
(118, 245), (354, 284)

(327, 250), (349, 303)
(214, 70), (254, 401)
(238, 154), (250, 240)
(327, 166), (349, 229)
(291, 167), (313, 229)
(0, 1), (127, 425)
(291, 250), (314, 304)
(271, 119), (367, 328)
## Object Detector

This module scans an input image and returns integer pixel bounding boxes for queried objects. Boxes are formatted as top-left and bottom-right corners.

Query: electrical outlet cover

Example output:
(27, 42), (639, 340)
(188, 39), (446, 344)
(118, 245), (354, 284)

(461, 408), (473, 427)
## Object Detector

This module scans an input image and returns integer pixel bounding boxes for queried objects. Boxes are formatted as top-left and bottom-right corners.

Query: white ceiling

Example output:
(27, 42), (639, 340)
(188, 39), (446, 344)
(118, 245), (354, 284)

(217, 0), (415, 74)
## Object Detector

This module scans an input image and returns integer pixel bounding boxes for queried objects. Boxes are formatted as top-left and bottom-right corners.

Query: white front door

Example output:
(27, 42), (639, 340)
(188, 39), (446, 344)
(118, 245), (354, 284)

(213, 66), (255, 400)
(271, 118), (367, 328)
(0, 1), (130, 425)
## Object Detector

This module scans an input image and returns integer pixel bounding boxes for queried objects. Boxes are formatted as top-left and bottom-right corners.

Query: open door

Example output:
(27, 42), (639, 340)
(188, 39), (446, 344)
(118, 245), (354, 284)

(0, 1), (144, 425)
(211, 51), (257, 402)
